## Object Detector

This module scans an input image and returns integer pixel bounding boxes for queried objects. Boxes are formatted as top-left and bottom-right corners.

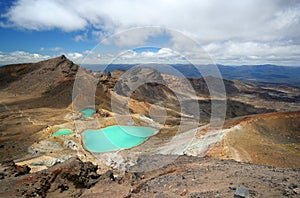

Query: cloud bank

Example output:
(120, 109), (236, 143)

(0, 51), (50, 65)
(4, 0), (299, 41)
(1, 0), (300, 65)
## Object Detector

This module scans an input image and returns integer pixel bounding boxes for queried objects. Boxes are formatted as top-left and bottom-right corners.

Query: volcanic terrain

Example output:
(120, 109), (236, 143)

(0, 56), (299, 197)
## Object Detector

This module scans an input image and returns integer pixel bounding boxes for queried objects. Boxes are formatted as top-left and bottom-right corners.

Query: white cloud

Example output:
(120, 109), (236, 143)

(0, 51), (90, 65)
(103, 28), (165, 47)
(50, 47), (64, 51)
(0, 51), (51, 65)
(40, 47), (64, 51)
(4, 0), (87, 31)
(81, 51), (115, 65)
(74, 35), (85, 42)
(69, 48), (184, 65)
(2, 0), (300, 65)
(272, 6), (300, 31)
(108, 47), (186, 64)
(203, 41), (300, 65)
(3, 0), (299, 41)
(65, 52), (84, 62)
(75, 32), (88, 42)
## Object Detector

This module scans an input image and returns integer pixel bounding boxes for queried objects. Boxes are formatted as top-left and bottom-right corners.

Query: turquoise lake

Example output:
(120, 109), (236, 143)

(53, 128), (73, 136)
(82, 126), (157, 152)
(80, 108), (96, 118)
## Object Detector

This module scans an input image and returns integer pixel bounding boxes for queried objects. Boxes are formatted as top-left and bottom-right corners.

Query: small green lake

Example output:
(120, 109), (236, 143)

(82, 125), (157, 152)
(80, 108), (96, 118)
(52, 128), (73, 136)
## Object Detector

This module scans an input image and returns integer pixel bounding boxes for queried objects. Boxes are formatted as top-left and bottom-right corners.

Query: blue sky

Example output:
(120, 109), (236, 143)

(0, 0), (300, 65)
(0, 28), (93, 54)
(133, 47), (161, 53)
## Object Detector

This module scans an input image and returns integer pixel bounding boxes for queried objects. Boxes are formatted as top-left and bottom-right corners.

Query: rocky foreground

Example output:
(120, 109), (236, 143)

(0, 155), (299, 198)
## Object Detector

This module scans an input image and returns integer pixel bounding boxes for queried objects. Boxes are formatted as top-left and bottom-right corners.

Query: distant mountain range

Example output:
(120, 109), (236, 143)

(217, 64), (300, 86)
(84, 64), (300, 87)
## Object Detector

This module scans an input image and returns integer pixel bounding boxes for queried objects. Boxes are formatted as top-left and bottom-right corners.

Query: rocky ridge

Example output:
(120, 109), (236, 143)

(0, 156), (299, 197)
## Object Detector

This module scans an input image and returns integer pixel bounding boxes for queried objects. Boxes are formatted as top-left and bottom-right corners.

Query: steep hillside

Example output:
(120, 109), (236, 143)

(0, 56), (81, 161)
(0, 55), (78, 94)
(0, 55), (79, 108)
(206, 111), (300, 168)
(114, 67), (177, 103)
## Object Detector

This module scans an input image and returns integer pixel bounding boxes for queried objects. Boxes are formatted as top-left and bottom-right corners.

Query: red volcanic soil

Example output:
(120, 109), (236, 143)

(207, 111), (300, 169)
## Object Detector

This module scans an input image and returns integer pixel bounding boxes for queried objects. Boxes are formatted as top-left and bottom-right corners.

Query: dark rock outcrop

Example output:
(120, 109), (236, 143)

(0, 160), (30, 179)
(0, 157), (101, 197)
